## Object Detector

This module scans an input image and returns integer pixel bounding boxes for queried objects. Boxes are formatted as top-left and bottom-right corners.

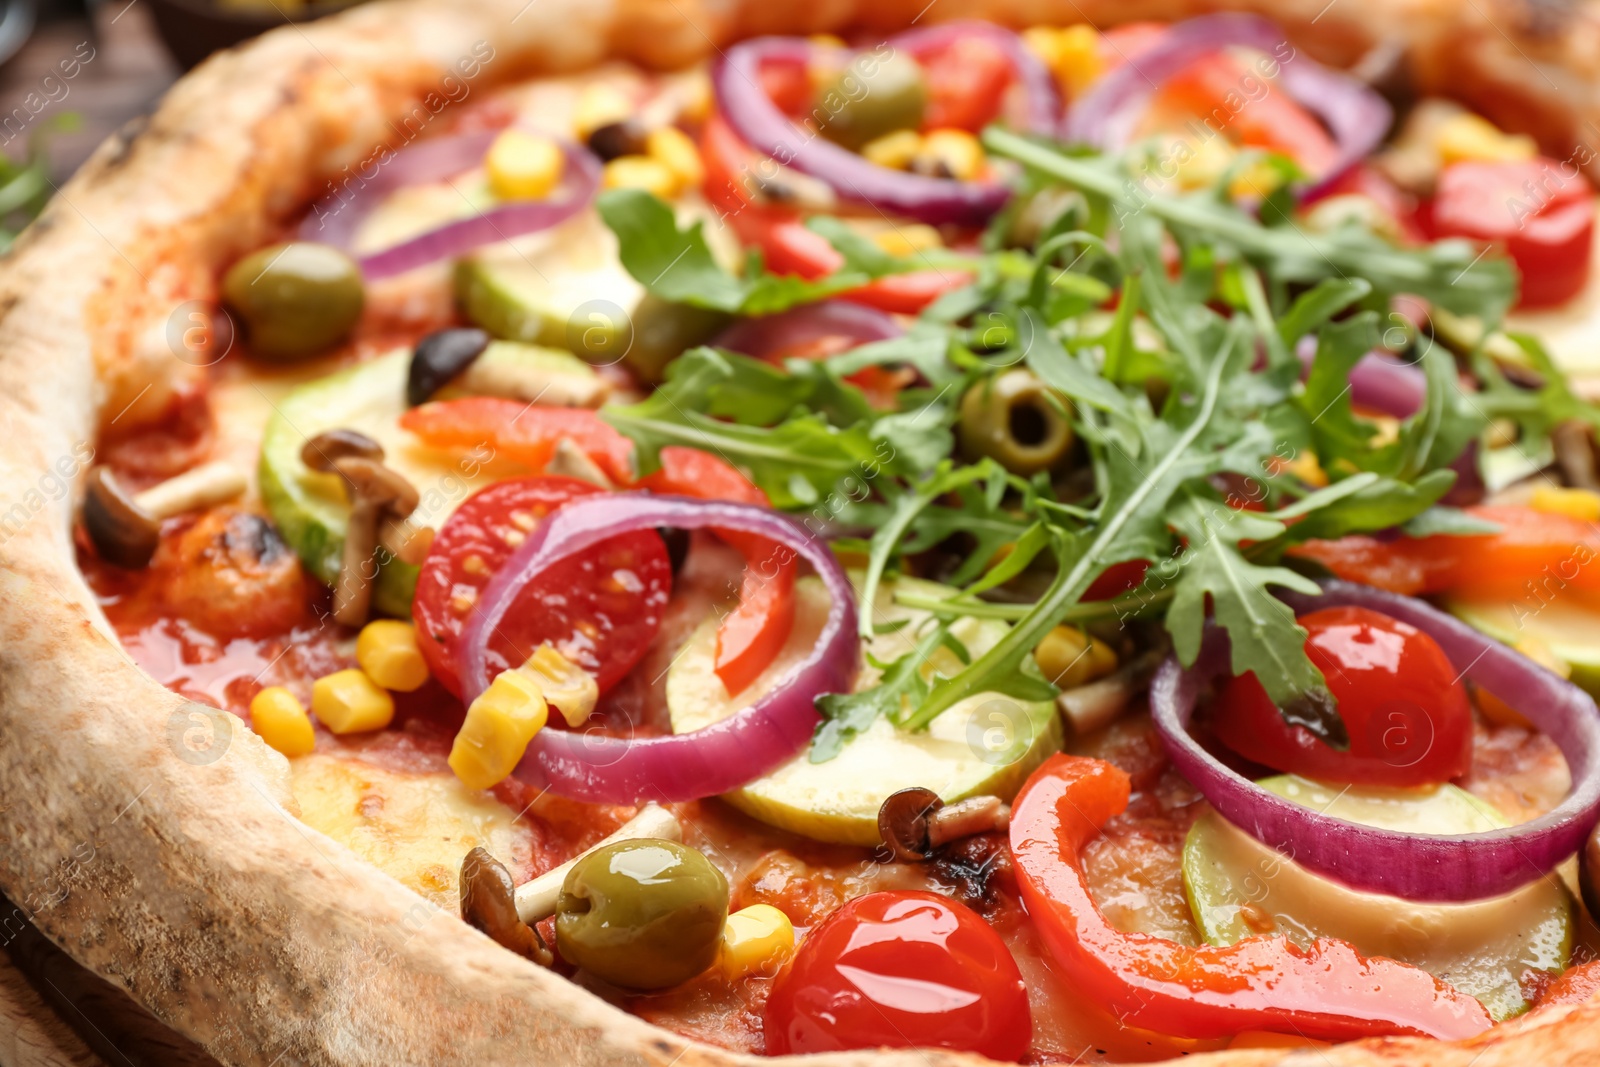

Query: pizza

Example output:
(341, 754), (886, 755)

(7, 0), (1600, 1063)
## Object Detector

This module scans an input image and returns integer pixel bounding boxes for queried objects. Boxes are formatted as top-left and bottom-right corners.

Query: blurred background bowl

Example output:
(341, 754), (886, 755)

(147, 0), (361, 70)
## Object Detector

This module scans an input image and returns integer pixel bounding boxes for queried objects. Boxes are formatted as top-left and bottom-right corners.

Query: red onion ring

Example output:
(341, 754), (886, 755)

(459, 493), (858, 803)
(1151, 580), (1600, 902)
(713, 24), (1058, 227)
(1062, 14), (1392, 195)
(713, 299), (903, 360)
(298, 130), (601, 281)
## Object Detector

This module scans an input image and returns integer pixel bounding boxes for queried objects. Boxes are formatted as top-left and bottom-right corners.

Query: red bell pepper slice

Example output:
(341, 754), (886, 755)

(397, 398), (636, 485)
(1155, 52), (1339, 176)
(699, 115), (971, 315)
(638, 446), (796, 696)
(1009, 754), (1494, 1042)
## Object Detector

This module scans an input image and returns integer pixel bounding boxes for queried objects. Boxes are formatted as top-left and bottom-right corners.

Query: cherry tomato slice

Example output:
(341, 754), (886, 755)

(764, 891), (1031, 1060)
(411, 476), (671, 697)
(921, 37), (1013, 132)
(1154, 52), (1338, 175)
(1212, 606), (1473, 787)
(1428, 158), (1595, 309)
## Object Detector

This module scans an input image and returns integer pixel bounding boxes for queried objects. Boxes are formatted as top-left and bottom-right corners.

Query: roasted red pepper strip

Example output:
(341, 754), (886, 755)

(638, 446), (796, 696)
(398, 399), (637, 485)
(1009, 754), (1494, 1042)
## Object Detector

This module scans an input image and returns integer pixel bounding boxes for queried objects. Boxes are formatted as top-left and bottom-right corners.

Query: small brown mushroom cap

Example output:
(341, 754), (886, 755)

(330, 456), (420, 519)
(82, 467), (160, 568)
(460, 846), (552, 967)
(301, 428), (384, 472)
(878, 787), (942, 862)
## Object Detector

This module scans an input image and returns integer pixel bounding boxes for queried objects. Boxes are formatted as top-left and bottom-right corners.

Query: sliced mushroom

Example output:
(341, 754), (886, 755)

(1553, 419), (1600, 491)
(1057, 649), (1166, 737)
(877, 787), (1011, 863)
(326, 455), (420, 627)
(460, 846), (554, 967)
(513, 802), (681, 924)
(82, 460), (248, 568)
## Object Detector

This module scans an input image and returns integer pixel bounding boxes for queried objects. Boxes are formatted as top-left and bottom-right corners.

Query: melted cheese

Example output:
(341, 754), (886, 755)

(289, 753), (525, 908)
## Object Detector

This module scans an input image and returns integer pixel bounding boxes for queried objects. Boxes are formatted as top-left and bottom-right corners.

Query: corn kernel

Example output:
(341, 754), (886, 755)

(647, 126), (705, 190)
(1021, 26), (1064, 68)
(449, 669), (549, 790)
(1531, 484), (1600, 522)
(1052, 24), (1104, 98)
(872, 223), (943, 258)
(522, 643), (598, 727)
(311, 669), (395, 734)
(485, 129), (566, 202)
(1034, 625), (1117, 689)
(861, 129), (922, 171)
(1436, 113), (1536, 166)
(249, 686), (315, 757)
(355, 619), (430, 692)
(603, 155), (680, 198)
(574, 82), (634, 140)
(720, 904), (796, 979)
(675, 69), (713, 125)
(915, 128), (985, 182)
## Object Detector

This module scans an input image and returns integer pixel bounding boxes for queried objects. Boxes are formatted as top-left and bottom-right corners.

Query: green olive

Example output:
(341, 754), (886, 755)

(958, 369), (1075, 475)
(815, 53), (927, 152)
(625, 294), (732, 384)
(555, 839), (728, 990)
(222, 241), (364, 362)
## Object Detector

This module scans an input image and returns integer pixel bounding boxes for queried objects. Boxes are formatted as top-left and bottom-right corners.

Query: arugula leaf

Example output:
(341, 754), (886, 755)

(1402, 506), (1503, 538)
(1021, 308), (1131, 417)
(1277, 278), (1372, 349)
(812, 621), (948, 762)
(805, 215), (899, 276)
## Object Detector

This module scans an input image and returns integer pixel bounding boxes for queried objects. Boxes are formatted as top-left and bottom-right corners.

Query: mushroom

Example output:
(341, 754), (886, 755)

(544, 437), (614, 489)
(406, 327), (608, 409)
(299, 430), (431, 569)
(82, 460), (248, 568)
(512, 802), (681, 924)
(1553, 419), (1600, 491)
(877, 787), (1011, 863)
(460, 846), (554, 967)
(301, 431), (420, 627)
(1057, 649), (1166, 737)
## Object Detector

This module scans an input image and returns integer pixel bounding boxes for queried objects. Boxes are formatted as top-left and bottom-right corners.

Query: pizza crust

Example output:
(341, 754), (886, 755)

(1, 0), (1599, 1063)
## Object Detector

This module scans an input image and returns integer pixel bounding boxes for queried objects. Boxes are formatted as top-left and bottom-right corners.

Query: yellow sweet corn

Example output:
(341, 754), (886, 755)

(1034, 625), (1118, 689)
(1436, 112), (1536, 166)
(486, 129), (566, 202)
(574, 82), (634, 140)
(862, 129), (923, 172)
(356, 619), (430, 692)
(311, 669), (395, 734)
(872, 223), (943, 258)
(1530, 484), (1600, 522)
(647, 126), (705, 190)
(1025, 24), (1103, 99)
(915, 128), (985, 181)
(720, 904), (796, 979)
(603, 155), (680, 199)
(521, 643), (598, 727)
(449, 669), (549, 791)
(249, 686), (315, 757)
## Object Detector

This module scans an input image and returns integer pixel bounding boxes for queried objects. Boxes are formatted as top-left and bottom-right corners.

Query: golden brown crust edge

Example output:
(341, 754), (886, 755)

(0, 1), (1598, 1065)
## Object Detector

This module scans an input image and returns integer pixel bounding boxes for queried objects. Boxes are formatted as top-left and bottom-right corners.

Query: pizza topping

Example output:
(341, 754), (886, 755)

(956, 368), (1075, 476)
(877, 787), (1010, 862)
(554, 838), (730, 990)
(460, 846), (554, 967)
(82, 460), (247, 568)
(763, 890), (1032, 1058)
(310, 668), (396, 735)
(484, 129), (566, 202)
(718, 903), (797, 980)
(1153, 580), (1600, 902)
(405, 327), (490, 406)
(304, 444), (421, 627)
(511, 802), (682, 923)
(459, 494), (856, 803)
(449, 667), (549, 791)
(1010, 754), (1495, 1041)
(1061, 13), (1392, 193)
(354, 620), (431, 693)
(221, 241), (365, 362)
(248, 686), (317, 758)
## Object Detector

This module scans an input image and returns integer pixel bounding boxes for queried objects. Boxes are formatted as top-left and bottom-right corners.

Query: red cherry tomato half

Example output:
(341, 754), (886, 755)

(411, 476), (671, 697)
(764, 891), (1031, 1060)
(1429, 158), (1595, 309)
(1212, 606), (1473, 787)
(920, 37), (1013, 132)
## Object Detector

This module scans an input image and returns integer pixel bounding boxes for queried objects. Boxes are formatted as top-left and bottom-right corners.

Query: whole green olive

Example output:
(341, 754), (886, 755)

(958, 369), (1075, 475)
(222, 241), (364, 362)
(815, 53), (927, 152)
(555, 839), (729, 990)
(625, 294), (732, 385)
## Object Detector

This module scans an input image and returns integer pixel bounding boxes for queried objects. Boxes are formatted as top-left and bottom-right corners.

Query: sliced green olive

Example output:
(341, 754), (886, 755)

(957, 369), (1075, 475)
(555, 838), (728, 990)
(625, 294), (732, 384)
(222, 241), (364, 362)
(815, 53), (927, 152)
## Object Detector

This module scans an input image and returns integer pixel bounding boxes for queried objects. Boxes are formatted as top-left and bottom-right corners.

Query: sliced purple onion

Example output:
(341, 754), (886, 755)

(713, 24), (1058, 227)
(459, 493), (858, 803)
(1151, 580), (1600, 902)
(298, 130), (601, 281)
(714, 299), (903, 360)
(1062, 14), (1392, 195)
